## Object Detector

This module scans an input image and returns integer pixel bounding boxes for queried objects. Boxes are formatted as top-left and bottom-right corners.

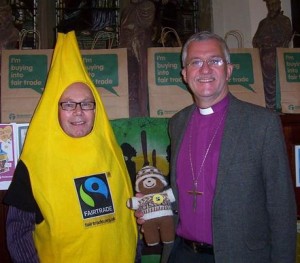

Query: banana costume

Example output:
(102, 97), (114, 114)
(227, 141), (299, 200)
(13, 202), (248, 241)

(20, 31), (137, 262)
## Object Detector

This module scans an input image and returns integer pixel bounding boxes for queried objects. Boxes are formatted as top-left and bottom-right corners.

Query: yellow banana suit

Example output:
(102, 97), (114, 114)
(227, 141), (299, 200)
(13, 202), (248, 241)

(20, 31), (137, 262)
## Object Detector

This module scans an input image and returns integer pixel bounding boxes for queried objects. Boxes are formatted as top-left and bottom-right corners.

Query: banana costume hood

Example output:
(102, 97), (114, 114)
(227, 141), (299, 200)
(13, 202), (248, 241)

(20, 31), (137, 262)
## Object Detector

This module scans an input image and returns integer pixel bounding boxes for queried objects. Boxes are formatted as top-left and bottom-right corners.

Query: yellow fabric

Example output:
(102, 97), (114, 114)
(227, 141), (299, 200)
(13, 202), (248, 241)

(20, 31), (137, 262)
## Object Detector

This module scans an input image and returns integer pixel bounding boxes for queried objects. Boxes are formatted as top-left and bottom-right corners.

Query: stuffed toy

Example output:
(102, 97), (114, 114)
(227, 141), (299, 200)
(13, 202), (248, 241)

(127, 165), (175, 246)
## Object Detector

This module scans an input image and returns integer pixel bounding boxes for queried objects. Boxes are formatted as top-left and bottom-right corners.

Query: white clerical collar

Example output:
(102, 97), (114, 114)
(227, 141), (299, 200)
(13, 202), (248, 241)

(199, 107), (214, 115)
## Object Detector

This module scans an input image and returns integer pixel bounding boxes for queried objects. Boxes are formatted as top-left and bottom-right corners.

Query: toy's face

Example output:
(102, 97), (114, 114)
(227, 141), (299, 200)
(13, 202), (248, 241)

(139, 177), (165, 195)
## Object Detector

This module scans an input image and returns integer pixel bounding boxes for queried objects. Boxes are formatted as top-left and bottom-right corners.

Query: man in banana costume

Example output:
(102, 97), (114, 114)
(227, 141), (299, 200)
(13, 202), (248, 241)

(4, 31), (137, 262)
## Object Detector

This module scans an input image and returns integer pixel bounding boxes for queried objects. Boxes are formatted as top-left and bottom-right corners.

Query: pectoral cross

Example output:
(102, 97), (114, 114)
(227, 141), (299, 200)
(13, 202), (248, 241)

(187, 181), (203, 212)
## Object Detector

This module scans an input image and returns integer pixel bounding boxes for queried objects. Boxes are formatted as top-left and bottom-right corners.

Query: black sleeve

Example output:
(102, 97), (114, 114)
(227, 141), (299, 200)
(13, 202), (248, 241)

(3, 160), (43, 223)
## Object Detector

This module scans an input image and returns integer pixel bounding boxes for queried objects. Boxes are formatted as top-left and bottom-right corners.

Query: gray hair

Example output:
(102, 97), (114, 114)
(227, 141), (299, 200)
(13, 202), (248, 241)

(181, 31), (231, 67)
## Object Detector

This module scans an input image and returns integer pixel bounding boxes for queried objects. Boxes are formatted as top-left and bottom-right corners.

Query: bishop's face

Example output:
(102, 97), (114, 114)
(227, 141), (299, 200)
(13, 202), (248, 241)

(181, 39), (233, 109)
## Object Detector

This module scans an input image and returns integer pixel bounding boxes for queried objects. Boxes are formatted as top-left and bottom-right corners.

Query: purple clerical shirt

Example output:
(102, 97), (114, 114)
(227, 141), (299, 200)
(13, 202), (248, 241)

(176, 96), (229, 245)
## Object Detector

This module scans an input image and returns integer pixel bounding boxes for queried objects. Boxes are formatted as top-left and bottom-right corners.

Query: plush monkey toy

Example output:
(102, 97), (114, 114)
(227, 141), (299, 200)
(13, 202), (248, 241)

(127, 165), (175, 246)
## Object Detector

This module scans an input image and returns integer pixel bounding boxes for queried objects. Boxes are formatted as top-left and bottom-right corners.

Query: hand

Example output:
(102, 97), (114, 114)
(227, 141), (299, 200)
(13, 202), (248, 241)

(134, 192), (145, 226)
(135, 210), (145, 225)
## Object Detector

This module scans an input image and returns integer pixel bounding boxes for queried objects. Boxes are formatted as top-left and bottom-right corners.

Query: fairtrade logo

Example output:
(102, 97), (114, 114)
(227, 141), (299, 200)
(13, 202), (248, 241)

(157, 109), (164, 116)
(9, 113), (16, 121)
(75, 174), (114, 220)
(288, 105), (295, 111)
(79, 177), (109, 207)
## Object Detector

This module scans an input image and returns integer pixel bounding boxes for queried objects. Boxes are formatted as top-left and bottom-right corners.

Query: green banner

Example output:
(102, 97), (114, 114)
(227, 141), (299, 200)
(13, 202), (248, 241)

(154, 52), (187, 91)
(8, 55), (48, 94)
(83, 54), (119, 95)
(7, 53), (120, 96)
(283, 53), (300, 82)
(229, 53), (255, 92)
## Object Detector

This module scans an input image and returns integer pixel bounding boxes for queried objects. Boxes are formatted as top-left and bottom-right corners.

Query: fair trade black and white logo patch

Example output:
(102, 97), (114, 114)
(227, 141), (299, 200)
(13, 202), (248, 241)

(74, 173), (114, 220)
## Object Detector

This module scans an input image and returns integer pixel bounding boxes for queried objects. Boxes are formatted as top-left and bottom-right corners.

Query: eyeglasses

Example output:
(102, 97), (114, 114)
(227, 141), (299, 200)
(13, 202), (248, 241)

(186, 57), (227, 68)
(59, 101), (96, 111)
